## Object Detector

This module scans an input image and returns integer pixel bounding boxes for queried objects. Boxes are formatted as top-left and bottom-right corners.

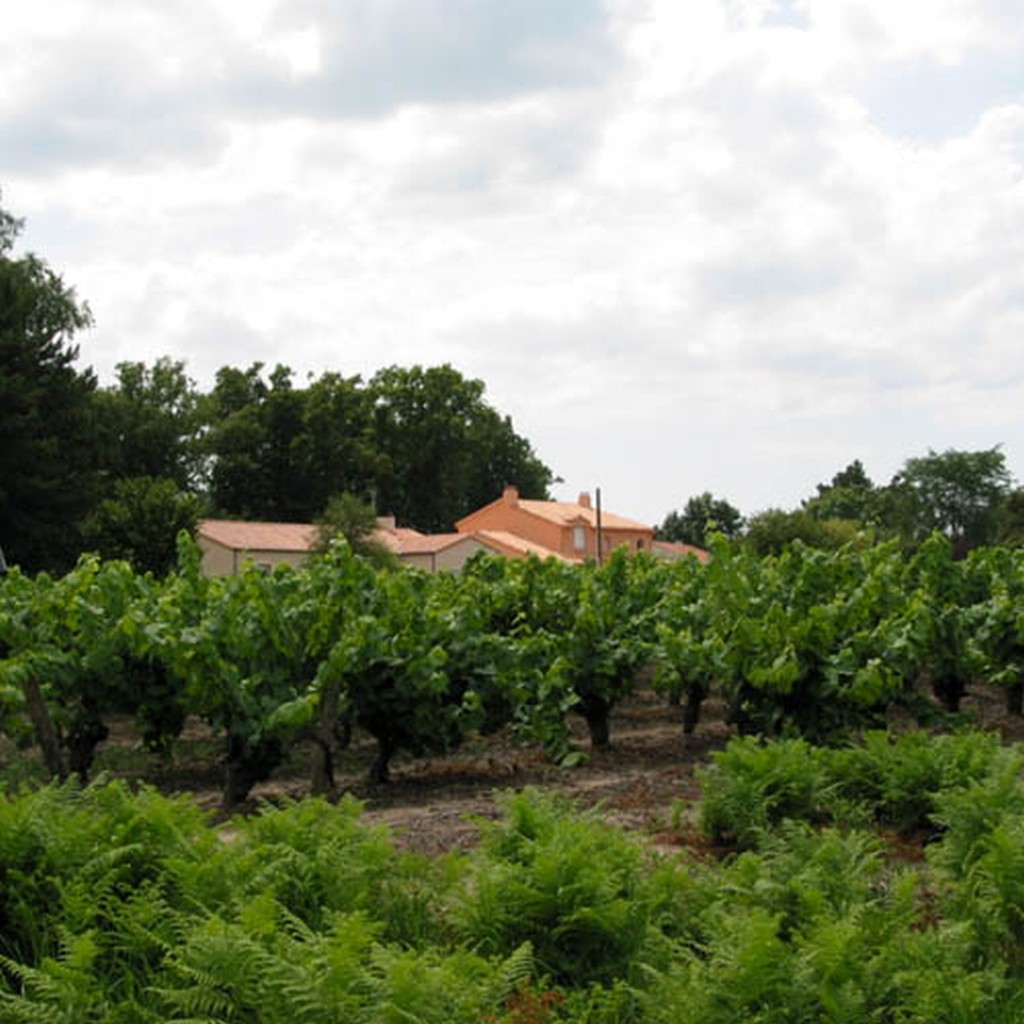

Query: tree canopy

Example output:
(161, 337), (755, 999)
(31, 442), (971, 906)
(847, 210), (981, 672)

(4, 194), (1020, 573)
(889, 446), (1012, 551)
(0, 196), (98, 572)
(657, 493), (743, 547)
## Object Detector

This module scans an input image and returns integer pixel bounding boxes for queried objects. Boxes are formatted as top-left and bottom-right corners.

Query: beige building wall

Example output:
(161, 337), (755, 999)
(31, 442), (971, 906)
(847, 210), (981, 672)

(198, 538), (309, 576)
(433, 537), (487, 571)
(399, 552), (435, 572)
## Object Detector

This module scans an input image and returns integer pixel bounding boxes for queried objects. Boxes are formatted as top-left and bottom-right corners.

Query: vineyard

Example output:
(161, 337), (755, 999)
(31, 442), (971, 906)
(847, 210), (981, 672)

(5, 536), (1024, 1019)
(3, 533), (1024, 805)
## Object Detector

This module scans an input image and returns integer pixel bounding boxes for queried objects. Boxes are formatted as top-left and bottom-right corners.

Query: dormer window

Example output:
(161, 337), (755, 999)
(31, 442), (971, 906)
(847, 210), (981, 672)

(573, 525), (586, 551)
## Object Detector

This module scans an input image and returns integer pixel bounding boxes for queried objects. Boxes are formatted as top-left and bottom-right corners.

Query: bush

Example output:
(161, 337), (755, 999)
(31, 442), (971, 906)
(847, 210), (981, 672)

(455, 789), (664, 988)
(698, 736), (833, 848)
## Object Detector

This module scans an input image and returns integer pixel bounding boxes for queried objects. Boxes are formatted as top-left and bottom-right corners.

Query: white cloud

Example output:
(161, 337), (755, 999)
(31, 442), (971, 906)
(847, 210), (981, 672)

(4, 0), (1024, 522)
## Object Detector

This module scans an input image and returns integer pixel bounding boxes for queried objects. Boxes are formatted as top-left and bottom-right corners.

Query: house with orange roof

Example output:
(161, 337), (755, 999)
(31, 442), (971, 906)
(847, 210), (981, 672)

(195, 516), (556, 576)
(651, 539), (711, 565)
(455, 486), (654, 562)
(373, 517), (527, 572)
(196, 519), (320, 576)
(196, 488), (661, 575)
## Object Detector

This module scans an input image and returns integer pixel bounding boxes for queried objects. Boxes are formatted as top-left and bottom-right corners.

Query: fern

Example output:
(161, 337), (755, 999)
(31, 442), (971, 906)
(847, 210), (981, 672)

(456, 789), (658, 988)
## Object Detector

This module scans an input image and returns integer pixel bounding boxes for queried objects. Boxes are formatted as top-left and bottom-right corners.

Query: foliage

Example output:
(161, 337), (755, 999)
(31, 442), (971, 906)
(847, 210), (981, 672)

(313, 492), (396, 569)
(743, 508), (864, 556)
(889, 446), (1013, 551)
(803, 458), (882, 526)
(11, 528), (1024, 808)
(0, 194), (97, 574)
(702, 730), (1016, 848)
(0, 555), (158, 780)
(656, 492), (743, 546)
(996, 489), (1024, 548)
(368, 363), (553, 533)
(698, 737), (833, 848)
(456, 789), (662, 988)
(539, 550), (656, 750)
(200, 361), (554, 532)
(82, 475), (201, 576)
(7, 749), (1024, 1020)
(92, 357), (207, 491)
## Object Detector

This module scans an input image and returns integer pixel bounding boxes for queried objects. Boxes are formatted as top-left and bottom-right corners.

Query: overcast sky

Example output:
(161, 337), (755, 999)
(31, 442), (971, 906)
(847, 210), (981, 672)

(4, 0), (1024, 526)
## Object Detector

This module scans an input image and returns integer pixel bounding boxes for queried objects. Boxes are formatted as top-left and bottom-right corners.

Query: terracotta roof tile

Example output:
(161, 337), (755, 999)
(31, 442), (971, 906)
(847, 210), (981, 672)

(652, 540), (710, 564)
(197, 519), (319, 553)
(474, 530), (569, 561)
(385, 532), (470, 555)
(373, 526), (428, 553)
(516, 499), (651, 532)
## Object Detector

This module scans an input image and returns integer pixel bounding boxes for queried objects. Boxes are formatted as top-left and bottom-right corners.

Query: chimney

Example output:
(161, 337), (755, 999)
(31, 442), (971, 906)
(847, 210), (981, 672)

(503, 485), (519, 506)
(578, 492), (591, 509)
(376, 516), (397, 531)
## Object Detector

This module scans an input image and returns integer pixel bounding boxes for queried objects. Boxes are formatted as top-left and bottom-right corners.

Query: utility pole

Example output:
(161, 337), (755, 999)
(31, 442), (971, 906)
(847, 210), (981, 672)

(595, 487), (603, 565)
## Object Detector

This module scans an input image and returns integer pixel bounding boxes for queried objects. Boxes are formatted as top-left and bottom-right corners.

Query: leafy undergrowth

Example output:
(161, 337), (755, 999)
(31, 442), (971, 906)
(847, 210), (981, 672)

(4, 723), (1024, 1022)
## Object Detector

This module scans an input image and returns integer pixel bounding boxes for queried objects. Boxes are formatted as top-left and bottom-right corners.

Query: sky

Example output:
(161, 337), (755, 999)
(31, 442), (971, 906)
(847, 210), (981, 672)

(3, 0), (1024, 527)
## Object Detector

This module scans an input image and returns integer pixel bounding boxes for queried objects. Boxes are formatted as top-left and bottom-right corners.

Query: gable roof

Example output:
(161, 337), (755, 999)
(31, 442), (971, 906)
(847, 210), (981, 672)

(383, 531), (474, 555)
(651, 540), (710, 564)
(515, 499), (650, 532)
(455, 486), (653, 534)
(197, 519), (319, 553)
(373, 524), (430, 554)
(474, 530), (571, 561)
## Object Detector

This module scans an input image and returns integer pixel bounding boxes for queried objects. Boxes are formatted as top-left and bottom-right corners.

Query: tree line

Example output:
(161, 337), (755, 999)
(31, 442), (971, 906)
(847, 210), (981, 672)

(0, 196), (553, 576)
(658, 449), (1022, 556)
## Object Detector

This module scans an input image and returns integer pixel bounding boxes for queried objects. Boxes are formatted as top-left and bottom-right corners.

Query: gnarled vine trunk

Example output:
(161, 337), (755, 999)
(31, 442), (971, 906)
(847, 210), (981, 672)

(22, 679), (66, 781)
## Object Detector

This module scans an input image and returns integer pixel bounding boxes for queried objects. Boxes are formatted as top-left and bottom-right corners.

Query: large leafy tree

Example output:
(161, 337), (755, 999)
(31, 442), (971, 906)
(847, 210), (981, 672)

(205, 363), (308, 520)
(889, 447), (1012, 552)
(803, 459), (881, 525)
(204, 362), (552, 531)
(743, 508), (862, 556)
(296, 371), (381, 514)
(657, 492), (743, 547)
(996, 489), (1024, 548)
(0, 198), (97, 572)
(369, 364), (552, 532)
(82, 475), (201, 576)
(92, 357), (206, 490)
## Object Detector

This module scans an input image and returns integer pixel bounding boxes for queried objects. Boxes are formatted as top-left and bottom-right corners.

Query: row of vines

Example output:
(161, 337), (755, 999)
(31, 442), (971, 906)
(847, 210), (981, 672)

(2, 533), (1024, 806)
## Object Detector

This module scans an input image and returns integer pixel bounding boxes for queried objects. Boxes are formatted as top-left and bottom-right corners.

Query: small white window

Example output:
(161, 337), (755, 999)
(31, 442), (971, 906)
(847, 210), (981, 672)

(573, 526), (586, 551)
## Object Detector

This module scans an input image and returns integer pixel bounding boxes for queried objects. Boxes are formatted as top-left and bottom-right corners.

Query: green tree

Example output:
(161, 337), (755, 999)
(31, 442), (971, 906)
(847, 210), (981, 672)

(370, 364), (553, 532)
(657, 492), (743, 546)
(996, 489), (1024, 548)
(205, 363), (307, 520)
(889, 447), (1012, 552)
(314, 492), (396, 569)
(743, 508), (861, 557)
(297, 371), (381, 515)
(0, 197), (97, 572)
(804, 459), (881, 525)
(92, 358), (206, 490)
(82, 476), (201, 576)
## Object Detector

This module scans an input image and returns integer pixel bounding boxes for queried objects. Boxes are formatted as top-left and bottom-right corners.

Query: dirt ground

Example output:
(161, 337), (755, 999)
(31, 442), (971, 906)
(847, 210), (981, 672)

(86, 685), (727, 855)
(18, 680), (1024, 857)
(104, 680), (1024, 856)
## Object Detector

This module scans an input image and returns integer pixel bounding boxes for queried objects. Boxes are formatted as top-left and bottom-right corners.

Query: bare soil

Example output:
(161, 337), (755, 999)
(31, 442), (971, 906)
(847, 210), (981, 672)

(0, 679), (1006, 863)
(79, 680), (1024, 857)
(83, 686), (726, 854)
